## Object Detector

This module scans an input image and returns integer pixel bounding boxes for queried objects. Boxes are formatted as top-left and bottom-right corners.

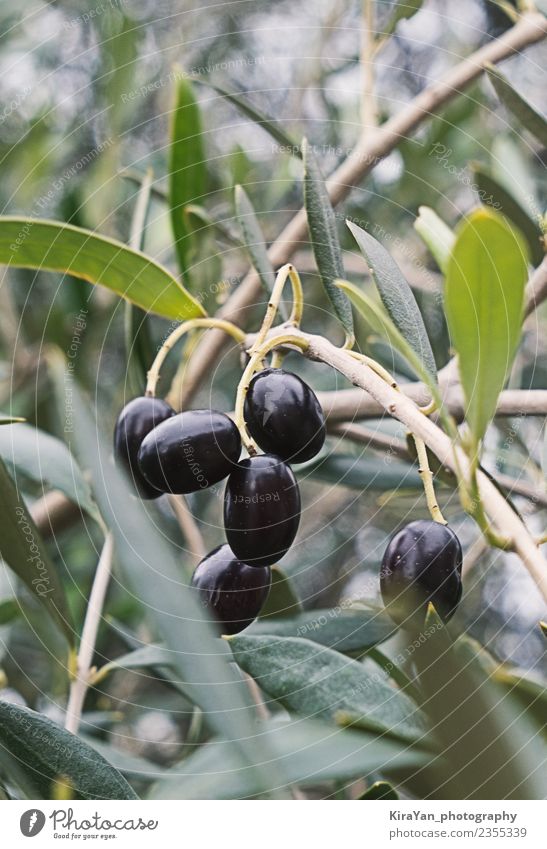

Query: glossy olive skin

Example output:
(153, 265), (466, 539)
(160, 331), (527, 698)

(244, 368), (326, 464)
(137, 409), (241, 494)
(224, 454), (301, 567)
(191, 544), (271, 635)
(380, 520), (463, 630)
(114, 396), (175, 498)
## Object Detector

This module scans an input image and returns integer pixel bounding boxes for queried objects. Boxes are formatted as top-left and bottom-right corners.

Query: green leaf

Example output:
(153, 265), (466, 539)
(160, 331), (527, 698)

(93, 644), (192, 699)
(360, 780), (398, 800)
(234, 185), (287, 317)
(335, 279), (443, 408)
(247, 607), (395, 653)
(382, 0), (424, 37)
(303, 139), (354, 338)
(486, 64), (547, 149)
(0, 416), (25, 425)
(0, 457), (74, 645)
(0, 217), (205, 320)
(189, 77), (300, 156)
(414, 206), (455, 274)
(0, 701), (137, 799)
(414, 626), (547, 798)
(229, 634), (427, 743)
(299, 453), (422, 491)
(0, 423), (98, 520)
(169, 75), (207, 280)
(258, 566), (302, 619)
(149, 716), (429, 799)
(0, 598), (20, 625)
(471, 165), (544, 266)
(346, 220), (437, 379)
(445, 208), (528, 446)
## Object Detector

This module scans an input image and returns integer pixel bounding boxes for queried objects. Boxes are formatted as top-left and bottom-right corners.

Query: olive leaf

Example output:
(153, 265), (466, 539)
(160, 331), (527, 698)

(414, 206), (455, 274)
(0, 217), (205, 320)
(169, 74), (207, 281)
(445, 208), (528, 447)
(0, 457), (74, 645)
(303, 139), (353, 338)
(346, 220), (437, 380)
(486, 64), (547, 149)
(0, 701), (137, 799)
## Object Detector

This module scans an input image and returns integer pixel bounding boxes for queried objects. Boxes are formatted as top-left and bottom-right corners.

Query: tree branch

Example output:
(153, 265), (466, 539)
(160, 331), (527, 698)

(175, 11), (547, 409)
(318, 386), (547, 423)
(255, 326), (547, 601)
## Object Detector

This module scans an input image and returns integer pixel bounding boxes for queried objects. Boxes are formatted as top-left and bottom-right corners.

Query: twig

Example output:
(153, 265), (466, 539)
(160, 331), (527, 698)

(317, 386), (547, 423)
(176, 12), (547, 409)
(168, 494), (207, 565)
(65, 534), (114, 734)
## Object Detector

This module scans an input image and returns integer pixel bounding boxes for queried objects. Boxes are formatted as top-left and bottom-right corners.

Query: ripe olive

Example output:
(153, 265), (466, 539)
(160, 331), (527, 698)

(224, 453), (301, 567)
(137, 409), (241, 494)
(244, 368), (326, 463)
(114, 396), (175, 498)
(191, 544), (271, 635)
(380, 519), (463, 630)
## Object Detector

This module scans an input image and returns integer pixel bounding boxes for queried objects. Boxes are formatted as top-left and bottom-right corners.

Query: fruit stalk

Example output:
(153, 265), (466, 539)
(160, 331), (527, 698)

(413, 435), (447, 525)
(248, 263), (304, 357)
(145, 317), (245, 397)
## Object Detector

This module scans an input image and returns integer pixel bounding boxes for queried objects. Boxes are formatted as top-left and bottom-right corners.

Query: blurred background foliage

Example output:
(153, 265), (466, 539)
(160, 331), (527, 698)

(0, 0), (546, 797)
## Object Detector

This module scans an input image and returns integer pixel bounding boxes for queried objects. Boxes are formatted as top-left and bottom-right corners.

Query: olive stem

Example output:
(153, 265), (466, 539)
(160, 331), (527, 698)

(145, 318), (245, 397)
(65, 533), (114, 735)
(248, 264), (304, 358)
(235, 333), (310, 454)
(413, 436), (447, 525)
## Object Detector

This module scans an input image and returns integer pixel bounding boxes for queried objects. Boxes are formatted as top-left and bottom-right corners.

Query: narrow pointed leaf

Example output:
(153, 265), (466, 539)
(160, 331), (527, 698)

(189, 77), (300, 155)
(0, 457), (74, 645)
(258, 566), (301, 619)
(445, 208), (528, 446)
(169, 75), (207, 280)
(303, 140), (353, 337)
(0, 217), (205, 320)
(347, 220), (436, 379)
(414, 206), (455, 274)
(471, 165), (544, 265)
(229, 634), (427, 743)
(0, 701), (137, 799)
(486, 64), (547, 148)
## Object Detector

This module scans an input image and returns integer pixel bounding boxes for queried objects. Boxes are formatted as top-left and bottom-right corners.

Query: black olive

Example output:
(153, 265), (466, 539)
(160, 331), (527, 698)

(224, 453), (301, 568)
(380, 519), (463, 630)
(114, 396), (175, 498)
(191, 544), (271, 635)
(137, 409), (241, 494)
(244, 368), (326, 463)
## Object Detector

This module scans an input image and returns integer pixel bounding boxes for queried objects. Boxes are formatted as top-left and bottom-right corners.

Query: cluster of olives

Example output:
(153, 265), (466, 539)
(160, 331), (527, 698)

(114, 368), (325, 633)
(114, 369), (463, 635)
